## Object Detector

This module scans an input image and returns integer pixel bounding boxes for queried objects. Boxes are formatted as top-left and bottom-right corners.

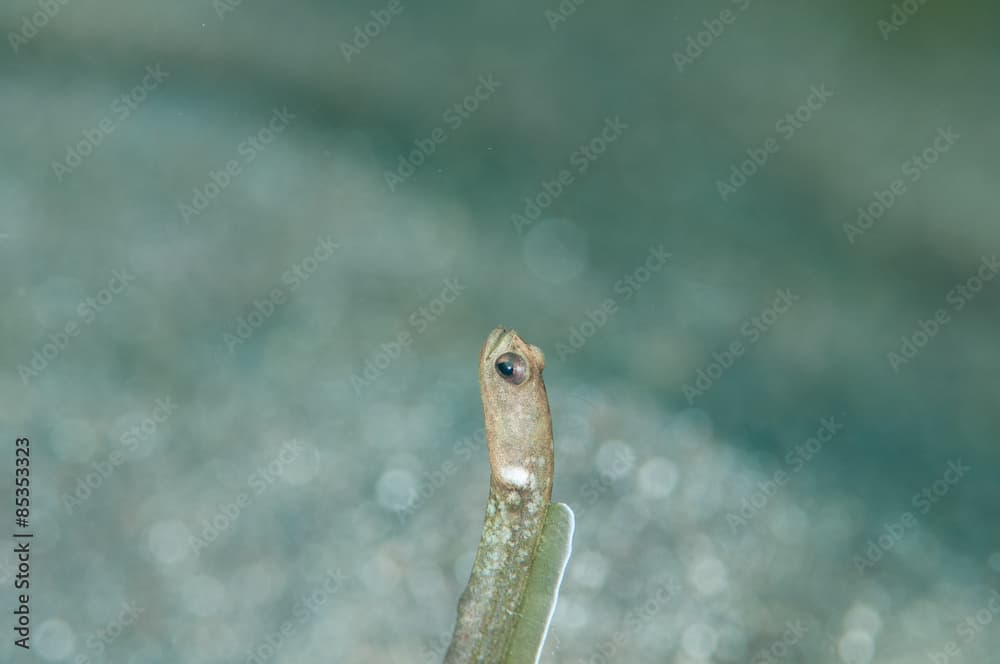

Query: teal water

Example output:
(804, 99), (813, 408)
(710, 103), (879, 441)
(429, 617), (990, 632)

(2, 1), (998, 662)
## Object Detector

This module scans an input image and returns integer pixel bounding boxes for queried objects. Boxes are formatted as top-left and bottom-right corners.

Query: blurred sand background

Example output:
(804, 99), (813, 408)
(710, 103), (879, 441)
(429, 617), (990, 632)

(1, 1), (998, 662)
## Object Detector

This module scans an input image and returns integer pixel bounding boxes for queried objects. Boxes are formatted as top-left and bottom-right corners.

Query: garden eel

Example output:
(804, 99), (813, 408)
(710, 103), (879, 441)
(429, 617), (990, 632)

(443, 327), (556, 664)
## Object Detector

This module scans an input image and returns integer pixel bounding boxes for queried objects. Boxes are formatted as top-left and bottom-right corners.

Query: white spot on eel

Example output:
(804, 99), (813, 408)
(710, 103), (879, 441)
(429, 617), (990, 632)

(499, 465), (533, 488)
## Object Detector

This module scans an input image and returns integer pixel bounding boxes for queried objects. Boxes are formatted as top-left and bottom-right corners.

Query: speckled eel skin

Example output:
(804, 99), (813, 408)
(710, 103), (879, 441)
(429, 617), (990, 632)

(444, 327), (555, 664)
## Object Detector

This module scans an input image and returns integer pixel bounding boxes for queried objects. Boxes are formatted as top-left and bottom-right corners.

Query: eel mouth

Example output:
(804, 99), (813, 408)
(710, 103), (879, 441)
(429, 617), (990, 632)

(482, 326), (515, 363)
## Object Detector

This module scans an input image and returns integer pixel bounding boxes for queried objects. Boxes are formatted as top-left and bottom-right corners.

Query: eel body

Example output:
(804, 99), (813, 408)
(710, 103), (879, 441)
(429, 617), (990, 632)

(444, 327), (555, 664)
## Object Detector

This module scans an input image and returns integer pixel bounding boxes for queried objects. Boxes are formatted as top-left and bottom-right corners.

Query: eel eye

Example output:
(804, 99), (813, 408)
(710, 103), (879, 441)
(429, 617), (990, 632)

(495, 352), (528, 385)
